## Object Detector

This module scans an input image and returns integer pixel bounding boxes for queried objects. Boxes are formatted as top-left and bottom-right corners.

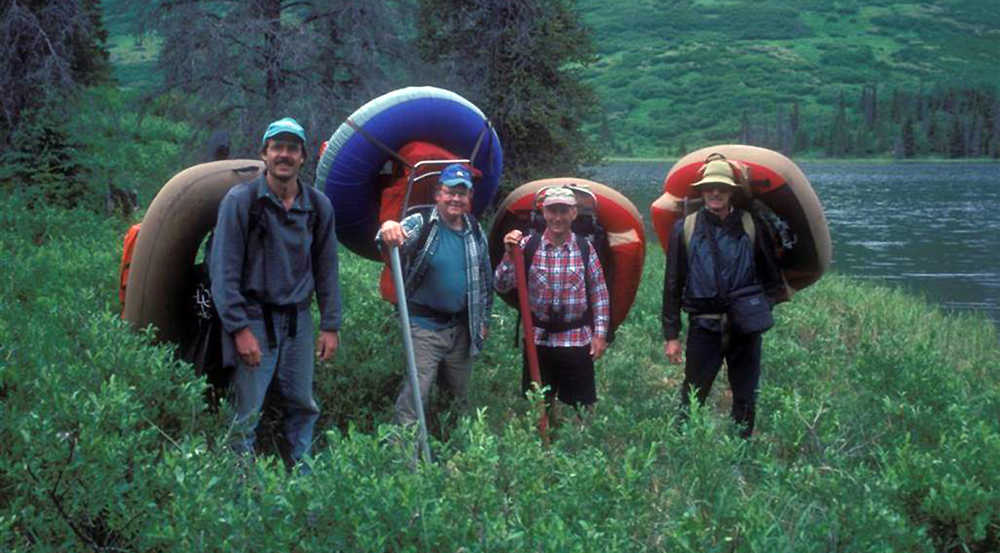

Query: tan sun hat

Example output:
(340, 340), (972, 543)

(691, 159), (740, 189)
(542, 187), (577, 207)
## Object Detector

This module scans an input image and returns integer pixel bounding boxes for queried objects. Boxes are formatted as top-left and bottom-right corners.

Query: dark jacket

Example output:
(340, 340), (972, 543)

(661, 207), (783, 340)
(210, 174), (342, 336)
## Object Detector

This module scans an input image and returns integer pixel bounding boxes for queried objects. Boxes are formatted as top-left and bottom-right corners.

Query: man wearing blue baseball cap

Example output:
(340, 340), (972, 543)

(210, 117), (342, 470)
(376, 163), (493, 430)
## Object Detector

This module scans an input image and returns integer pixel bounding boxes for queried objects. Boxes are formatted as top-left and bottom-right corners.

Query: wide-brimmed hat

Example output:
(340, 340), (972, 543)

(542, 187), (577, 207)
(691, 159), (742, 189)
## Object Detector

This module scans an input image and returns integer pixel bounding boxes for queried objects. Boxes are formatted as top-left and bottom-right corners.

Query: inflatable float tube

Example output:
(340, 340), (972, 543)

(123, 160), (265, 343)
(315, 86), (503, 260)
(650, 145), (831, 292)
(489, 178), (646, 334)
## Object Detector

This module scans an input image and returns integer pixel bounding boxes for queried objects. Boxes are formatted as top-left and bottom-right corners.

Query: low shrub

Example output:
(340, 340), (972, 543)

(1, 194), (997, 551)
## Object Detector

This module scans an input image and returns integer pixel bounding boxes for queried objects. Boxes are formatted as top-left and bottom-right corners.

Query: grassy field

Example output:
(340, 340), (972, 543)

(2, 193), (997, 551)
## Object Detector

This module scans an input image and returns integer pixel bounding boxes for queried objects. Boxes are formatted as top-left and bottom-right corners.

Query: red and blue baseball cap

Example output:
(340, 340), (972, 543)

(439, 163), (474, 189)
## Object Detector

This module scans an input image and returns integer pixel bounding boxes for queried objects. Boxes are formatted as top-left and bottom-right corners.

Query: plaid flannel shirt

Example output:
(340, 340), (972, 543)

(495, 230), (610, 347)
(375, 208), (493, 356)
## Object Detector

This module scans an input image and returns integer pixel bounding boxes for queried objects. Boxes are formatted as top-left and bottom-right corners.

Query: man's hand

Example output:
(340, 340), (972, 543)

(234, 327), (261, 367)
(317, 330), (339, 361)
(379, 220), (407, 247)
(664, 339), (683, 364)
(503, 229), (523, 252)
(590, 336), (607, 360)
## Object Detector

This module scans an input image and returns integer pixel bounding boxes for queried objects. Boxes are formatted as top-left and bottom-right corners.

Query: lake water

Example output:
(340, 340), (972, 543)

(585, 160), (1000, 328)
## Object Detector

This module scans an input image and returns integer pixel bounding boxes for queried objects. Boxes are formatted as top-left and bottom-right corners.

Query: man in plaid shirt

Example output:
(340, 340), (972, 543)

(494, 187), (610, 412)
(376, 163), (493, 427)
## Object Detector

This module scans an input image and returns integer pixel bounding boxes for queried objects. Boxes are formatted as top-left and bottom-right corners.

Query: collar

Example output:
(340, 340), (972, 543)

(431, 206), (469, 234)
(541, 228), (575, 249)
(254, 173), (313, 212)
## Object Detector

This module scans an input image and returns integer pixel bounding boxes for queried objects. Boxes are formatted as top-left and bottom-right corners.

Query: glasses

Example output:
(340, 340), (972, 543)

(440, 187), (470, 198)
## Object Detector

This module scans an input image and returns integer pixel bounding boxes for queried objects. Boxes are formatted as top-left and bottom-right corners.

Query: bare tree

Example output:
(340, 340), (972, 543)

(144, 0), (415, 161)
(0, 0), (109, 144)
(417, 0), (600, 185)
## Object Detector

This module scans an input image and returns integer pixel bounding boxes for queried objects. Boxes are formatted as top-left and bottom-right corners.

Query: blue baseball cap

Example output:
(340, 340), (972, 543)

(262, 117), (306, 146)
(439, 163), (474, 188)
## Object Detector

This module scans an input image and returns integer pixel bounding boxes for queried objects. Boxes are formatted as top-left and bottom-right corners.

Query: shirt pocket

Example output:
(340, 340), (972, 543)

(564, 267), (586, 294)
(529, 265), (552, 295)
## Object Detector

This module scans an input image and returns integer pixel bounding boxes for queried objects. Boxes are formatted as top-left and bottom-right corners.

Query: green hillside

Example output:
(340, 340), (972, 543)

(577, 0), (1000, 157)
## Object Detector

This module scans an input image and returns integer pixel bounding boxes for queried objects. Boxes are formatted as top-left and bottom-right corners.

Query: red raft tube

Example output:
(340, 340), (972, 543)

(650, 145), (832, 293)
(489, 178), (646, 337)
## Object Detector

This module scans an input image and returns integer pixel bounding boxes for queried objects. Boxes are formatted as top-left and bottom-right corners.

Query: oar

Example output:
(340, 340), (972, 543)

(511, 242), (549, 443)
(389, 246), (432, 463)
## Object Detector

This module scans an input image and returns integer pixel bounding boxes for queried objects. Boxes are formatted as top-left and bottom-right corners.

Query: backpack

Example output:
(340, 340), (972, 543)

(683, 209), (756, 255)
(681, 197), (795, 263)
(517, 185), (617, 343)
(179, 182), (319, 400)
(118, 223), (142, 317)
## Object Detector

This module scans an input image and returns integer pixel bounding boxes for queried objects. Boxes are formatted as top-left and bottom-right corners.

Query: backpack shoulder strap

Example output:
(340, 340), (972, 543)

(683, 211), (699, 256)
(576, 233), (595, 324)
(522, 231), (543, 275)
(412, 206), (437, 251)
(740, 209), (756, 250)
(576, 233), (591, 294)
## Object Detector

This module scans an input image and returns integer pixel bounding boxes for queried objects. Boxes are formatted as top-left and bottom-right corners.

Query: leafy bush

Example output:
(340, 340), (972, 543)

(2, 186), (999, 551)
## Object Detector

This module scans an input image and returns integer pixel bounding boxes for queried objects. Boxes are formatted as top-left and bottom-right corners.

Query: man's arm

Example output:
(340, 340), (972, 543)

(493, 231), (525, 294)
(475, 222), (494, 334)
(752, 212), (790, 305)
(585, 243), (610, 359)
(210, 189), (252, 335)
(585, 244), (610, 340)
(311, 192), (342, 334)
(661, 219), (687, 341)
(375, 212), (426, 255)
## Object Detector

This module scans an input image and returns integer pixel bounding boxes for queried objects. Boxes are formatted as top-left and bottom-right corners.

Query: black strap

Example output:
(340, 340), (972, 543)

(468, 119), (491, 163)
(258, 302), (306, 350)
(346, 118), (413, 169)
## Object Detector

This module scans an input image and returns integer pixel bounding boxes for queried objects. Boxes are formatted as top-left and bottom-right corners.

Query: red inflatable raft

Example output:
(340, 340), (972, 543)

(650, 145), (831, 292)
(489, 178), (646, 334)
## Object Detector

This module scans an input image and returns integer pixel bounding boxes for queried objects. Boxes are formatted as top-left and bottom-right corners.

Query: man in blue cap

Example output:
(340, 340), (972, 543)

(210, 117), (342, 469)
(376, 163), (493, 428)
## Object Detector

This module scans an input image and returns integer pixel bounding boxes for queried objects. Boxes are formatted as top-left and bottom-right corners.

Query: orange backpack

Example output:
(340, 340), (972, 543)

(118, 223), (141, 316)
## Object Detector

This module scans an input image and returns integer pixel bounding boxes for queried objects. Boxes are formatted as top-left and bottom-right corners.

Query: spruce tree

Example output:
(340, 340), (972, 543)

(417, 0), (600, 187)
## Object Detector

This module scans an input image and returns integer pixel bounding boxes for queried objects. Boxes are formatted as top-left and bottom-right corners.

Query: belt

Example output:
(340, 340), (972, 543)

(693, 313), (724, 320)
(247, 298), (311, 350)
(408, 303), (467, 326)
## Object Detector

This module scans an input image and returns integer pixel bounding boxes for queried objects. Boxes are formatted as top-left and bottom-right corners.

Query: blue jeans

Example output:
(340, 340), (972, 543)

(230, 307), (319, 462)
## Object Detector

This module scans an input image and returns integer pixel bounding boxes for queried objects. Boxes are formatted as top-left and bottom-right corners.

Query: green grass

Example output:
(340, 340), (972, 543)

(2, 189), (997, 550)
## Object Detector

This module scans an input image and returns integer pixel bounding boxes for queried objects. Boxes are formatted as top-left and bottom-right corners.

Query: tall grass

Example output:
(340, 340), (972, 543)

(2, 191), (997, 551)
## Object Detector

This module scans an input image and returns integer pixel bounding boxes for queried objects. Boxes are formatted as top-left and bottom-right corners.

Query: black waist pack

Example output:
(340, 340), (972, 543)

(727, 284), (774, 335)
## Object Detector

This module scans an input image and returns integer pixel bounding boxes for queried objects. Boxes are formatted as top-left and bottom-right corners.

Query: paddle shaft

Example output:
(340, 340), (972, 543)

(389, 246), (432, 463)
(511, 243), (549, 440)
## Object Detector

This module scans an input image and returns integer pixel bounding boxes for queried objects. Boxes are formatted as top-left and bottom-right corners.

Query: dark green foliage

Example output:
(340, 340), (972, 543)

(577, 0), (1000, 157)
(0, 86), (187, 210)
(417, 0), (600, 190)
(3, 189), (999, 551)
(0, 0), (111, 145)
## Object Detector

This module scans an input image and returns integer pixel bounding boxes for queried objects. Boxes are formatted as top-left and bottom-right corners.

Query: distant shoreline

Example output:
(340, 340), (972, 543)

(598, 156), (1000, 164)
